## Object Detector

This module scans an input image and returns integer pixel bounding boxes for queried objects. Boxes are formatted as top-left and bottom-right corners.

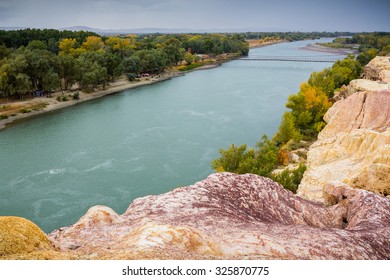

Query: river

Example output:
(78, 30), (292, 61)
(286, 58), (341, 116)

(0, 38), (336, 232)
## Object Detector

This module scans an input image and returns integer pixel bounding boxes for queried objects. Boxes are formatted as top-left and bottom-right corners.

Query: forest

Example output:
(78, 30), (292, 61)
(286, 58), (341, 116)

(211, 32), (390, 192)
(0, 29), (249, 98)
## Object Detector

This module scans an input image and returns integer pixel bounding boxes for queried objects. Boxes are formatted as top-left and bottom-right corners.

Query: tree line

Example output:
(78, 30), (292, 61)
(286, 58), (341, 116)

(0, 29), (249, 98)
(212, 32), (390, 193)
(242, 31), (356, 41)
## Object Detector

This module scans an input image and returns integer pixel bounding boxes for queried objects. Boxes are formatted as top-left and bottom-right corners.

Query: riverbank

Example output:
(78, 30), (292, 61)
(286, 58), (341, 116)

(300, 43), (358, 55)
(247, 39), (287, 49)
(0, 71), (189, 130)
(0, 62), (230, 131)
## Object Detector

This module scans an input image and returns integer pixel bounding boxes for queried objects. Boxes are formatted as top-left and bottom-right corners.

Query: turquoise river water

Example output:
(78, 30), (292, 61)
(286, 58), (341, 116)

(0, 38), (336, 232)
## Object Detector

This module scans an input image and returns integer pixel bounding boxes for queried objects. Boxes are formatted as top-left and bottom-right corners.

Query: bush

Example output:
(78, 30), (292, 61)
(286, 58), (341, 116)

(272, 164), (307, 193)
(56, 95), (69, 102)
(72, 91), (80, 100)
(0, 114), (8, 120)
(19, 108), (31, 114)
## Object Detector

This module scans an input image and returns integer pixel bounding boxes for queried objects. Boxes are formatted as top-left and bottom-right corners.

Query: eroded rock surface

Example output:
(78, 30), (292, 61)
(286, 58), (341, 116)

(298, 56), (390, 202)
(364, 56), (390, 83)
(46, 173), (390, 260)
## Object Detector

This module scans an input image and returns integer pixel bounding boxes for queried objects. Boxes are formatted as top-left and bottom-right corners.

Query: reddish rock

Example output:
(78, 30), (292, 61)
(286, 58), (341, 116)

(48, 173), (390, 259)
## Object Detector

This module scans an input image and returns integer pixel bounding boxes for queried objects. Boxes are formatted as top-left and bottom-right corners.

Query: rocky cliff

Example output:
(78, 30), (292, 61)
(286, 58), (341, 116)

(297, 56), (390, 202)
(1, 173), (389, 259)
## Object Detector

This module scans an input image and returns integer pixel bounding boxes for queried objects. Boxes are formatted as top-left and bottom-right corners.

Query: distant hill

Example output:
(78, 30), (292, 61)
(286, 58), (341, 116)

(0, 25), (290, 34)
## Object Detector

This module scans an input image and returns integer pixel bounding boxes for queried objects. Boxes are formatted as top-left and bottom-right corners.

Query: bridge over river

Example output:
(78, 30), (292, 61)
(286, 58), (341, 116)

(238, 55), (346, 63)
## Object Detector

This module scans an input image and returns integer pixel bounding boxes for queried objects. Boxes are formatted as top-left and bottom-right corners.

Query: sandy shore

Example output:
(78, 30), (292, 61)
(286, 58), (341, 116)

(247, 39), (287, 49)
(300, 43), (358, 55)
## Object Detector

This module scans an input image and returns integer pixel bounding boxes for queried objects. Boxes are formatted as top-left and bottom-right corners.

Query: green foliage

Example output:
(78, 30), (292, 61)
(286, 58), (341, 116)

(272, 164), (306, 193)
(184, 51), (195, 65)
(56, 95), (69, 102)
(134, 49), (167, 74)
(72, 91), (80, 100)
(0, 114), (8, 120)
(178, 63), (204, 72)
(212, 135), (279, 177)
(123, 56), (141, 76)
(19, 108), (31, 113)
(273, 112), (302, 145)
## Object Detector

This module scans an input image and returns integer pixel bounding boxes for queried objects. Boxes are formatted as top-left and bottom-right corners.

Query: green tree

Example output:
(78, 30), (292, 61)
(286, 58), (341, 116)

(184, 51), (195, 65)
(42, 71), (60, 93)
(58, 54), (79, 90)
(161, 38), (184, 66)
(211, 144), (252, 173)
(273, 111), (302, 145)
(123, 55), (141, 75)
(15, 73), (30, 99)
(135, 49), (167, 74)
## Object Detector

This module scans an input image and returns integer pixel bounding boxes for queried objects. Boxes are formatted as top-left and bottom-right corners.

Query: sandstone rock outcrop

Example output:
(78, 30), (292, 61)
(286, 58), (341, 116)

(0, 216), (54, 256)
(44, 173), (389, 260)
(298, 56), (390, 202)
(364, 56), (390, 83)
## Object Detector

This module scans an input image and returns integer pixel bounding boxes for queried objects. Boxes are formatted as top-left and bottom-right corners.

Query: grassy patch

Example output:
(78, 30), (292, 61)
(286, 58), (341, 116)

(20, 108), (32, 114)
(0, 105), (11, 112)
(56, 95), (69, 102)
(30, 102), (48, 111)
(178, 63), (204, 72)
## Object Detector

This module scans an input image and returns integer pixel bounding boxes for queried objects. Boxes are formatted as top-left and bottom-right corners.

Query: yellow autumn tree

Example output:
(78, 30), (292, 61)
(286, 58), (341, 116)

(286, 82), (332, 137)
(82, 36), (104, 52)
(59, 38), (77, 55)
(105, 37), (136, 53)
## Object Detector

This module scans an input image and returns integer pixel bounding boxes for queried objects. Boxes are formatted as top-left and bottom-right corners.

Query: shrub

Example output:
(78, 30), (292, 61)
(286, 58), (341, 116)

(19, 108), (31, 114)
(0, 114), (8, 120)
(272, 164), (307, 193)
(72, 92), (80, 100)
(56, 95), (69, 102)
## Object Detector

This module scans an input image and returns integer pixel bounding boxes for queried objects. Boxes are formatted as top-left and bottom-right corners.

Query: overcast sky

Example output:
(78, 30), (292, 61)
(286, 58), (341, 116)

(0, 0), (389, 32)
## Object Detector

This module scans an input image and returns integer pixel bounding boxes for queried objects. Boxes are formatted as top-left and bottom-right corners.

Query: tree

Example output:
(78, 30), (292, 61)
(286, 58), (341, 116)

(82, 36), (104, 52)
(26, 40), (47, 51)
(123, 55), (141, 76)
(273, 111), (302, 145)
(211, 144), (252, 173)
(161, 38), (184, 66)
(15, 73), (30, 99)
(105, 36), (135, 57)
(184, 51), (195, 65)
(134, 49), (167, 74)
(77, 54), (107, 92)
(42, 71), (60, 93)
(58, 54), (79, 90)
(286, 82), (331, 138)
(59, 38), (77, 55)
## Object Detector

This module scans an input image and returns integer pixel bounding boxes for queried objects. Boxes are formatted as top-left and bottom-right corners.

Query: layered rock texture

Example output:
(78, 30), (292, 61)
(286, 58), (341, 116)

(298, 56), (390, 202)
(3, 173), (385, 259)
